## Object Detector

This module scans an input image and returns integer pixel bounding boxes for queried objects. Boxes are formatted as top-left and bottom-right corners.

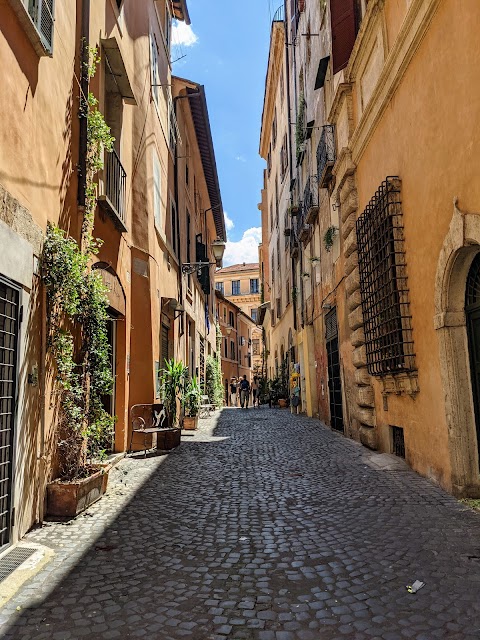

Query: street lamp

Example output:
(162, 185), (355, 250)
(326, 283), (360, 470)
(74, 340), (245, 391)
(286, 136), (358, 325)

(181, 238), (226, 275)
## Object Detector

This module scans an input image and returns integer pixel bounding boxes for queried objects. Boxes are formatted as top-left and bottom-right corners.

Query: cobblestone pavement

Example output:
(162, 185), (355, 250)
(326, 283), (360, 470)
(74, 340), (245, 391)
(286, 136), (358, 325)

(1, 408), (480, 640)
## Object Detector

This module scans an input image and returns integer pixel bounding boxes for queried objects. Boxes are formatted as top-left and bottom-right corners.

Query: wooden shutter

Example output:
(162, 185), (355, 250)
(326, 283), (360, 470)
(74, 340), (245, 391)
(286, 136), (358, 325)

(330, 0), (357, 74)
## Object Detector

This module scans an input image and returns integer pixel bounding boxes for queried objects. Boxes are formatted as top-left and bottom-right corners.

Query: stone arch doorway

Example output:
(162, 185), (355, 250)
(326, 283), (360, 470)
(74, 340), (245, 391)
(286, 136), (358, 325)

(434, 200), (480, 495)
(465, 253), (480, 468)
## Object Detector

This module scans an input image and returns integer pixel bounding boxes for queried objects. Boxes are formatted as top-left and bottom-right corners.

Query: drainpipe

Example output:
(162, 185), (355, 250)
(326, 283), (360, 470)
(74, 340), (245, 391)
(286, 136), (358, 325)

(284, 0), (299, 333)
(173, 94), (184, 345)
(78, 0), (91, 211)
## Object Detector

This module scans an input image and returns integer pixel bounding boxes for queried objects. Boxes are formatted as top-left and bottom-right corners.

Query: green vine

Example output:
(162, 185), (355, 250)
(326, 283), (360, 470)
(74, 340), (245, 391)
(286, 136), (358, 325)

(205, 323), (224, 408)
(42, 48), (115, 480)
(324, 225), (338, 252)
(296, 93), (306, 163)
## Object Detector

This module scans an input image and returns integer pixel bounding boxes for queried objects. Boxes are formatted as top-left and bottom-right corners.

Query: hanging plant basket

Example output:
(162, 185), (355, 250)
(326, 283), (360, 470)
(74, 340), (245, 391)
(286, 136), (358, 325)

(324, 225), (338, 252)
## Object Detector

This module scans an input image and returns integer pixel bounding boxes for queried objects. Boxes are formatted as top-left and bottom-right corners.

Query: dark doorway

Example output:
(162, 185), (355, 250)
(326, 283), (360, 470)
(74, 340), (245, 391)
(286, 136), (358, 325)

(465, 253), (480, 467)
(0, 277), (20, 549)
(101, 311), (117, 452)
(325, 308), (344, 432)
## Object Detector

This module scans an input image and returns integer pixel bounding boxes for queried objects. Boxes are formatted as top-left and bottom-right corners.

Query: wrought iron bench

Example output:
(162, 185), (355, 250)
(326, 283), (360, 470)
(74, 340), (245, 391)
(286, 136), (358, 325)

(199, 395), (215, 418)
(129, 404), (180, 457)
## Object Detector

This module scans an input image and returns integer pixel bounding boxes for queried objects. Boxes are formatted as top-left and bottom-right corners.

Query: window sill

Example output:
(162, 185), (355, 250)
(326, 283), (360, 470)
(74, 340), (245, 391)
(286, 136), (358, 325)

(8, 0), (53, 57)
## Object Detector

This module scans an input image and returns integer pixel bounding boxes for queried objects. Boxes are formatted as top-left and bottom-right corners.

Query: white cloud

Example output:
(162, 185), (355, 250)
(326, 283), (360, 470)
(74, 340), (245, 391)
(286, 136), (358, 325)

(224, 211), (235, 232)
(172, 21), (198, 47)
(223, 227), (261, 267)
(235, 155), (247, 163)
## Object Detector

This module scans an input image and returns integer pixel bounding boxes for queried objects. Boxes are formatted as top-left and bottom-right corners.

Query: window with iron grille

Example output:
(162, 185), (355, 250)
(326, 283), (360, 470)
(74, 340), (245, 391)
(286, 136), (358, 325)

(356, 177), (415, 376)
(28, 0), (55, 54)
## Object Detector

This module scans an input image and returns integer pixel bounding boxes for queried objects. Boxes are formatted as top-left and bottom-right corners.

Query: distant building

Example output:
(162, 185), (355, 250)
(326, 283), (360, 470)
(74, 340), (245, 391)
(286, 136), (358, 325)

(215, 290), (256, 405)
(215, 263), (262, 375)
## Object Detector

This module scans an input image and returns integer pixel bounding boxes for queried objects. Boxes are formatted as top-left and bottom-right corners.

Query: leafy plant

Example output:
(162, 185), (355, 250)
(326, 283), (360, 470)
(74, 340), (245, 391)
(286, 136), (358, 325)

(183, 376), (201, 417)
(324, 225), (338, 252)
(206, 354), (224, 408)
(161, 359), (188, 426)
(296, 93), (306, 163)
(41, 48), (116, 480)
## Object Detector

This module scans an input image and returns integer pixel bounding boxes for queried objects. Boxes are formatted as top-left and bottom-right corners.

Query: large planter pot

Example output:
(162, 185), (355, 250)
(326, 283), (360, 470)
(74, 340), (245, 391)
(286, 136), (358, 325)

(183, 416), (198, 430)
(278, 398), (288, 408)
(160, 428), (181, 450)
(47, 466), (110, 518)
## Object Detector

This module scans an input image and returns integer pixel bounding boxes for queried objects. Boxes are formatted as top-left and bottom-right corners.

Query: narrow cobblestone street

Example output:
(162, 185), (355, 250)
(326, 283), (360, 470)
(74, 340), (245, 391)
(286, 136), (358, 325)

(2, 408), (480, 640)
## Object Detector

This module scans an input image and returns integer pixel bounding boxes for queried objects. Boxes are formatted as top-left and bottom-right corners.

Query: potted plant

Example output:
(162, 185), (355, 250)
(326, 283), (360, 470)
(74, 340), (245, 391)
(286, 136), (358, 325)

(288, 204), (301, 216)
(324, 225), (338, 252)
(183, 376), (201, 430)
(161, 358), (188, 428)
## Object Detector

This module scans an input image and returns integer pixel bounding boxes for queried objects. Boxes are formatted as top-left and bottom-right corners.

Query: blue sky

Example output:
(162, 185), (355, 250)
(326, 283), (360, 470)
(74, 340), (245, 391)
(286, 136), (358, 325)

(172, 0), (277, 265)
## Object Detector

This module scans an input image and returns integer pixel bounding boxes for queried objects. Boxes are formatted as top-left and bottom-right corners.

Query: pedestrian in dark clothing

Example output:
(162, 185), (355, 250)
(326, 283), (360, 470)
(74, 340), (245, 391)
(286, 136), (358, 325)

(239, 375), (250, 409)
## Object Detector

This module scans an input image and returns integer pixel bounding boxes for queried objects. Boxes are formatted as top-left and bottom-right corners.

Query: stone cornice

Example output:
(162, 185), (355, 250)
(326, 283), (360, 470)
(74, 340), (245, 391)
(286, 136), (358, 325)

(350, 0), (442, 164)
(259, 23), (285, 159)
(326, 82), (353, 126)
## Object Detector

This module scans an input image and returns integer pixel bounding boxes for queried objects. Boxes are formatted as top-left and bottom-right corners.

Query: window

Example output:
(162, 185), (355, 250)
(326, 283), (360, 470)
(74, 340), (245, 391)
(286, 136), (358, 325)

(150, 32), (160, 106)
(27, 0), (55, 53)
(270, 199), (274, 231)
(277, 238), (281, 270)
(250, 279), (259, 294)
(252, 339), (260, 355)
(153, 150), (162, 231)
(223, 307), (227, 323)
(280, 133), (289, 182)
(170, 198), (180, 258)
(330, 0), (358, 74)
(229, 311), (235, 328)
(224, 338), (228, 358)
(286, 279), (290, 305)
(356, 178), (415, 376)
(232, 281), (240, 296)
(164, 1), (172, 51)
(279, 69), (285, 105)
(251, 308), (258, 323)
(267, 147), (272, 177)
(215, 282), (224, 294)
(276, 297), (281, 319)
(275, 176), (279, 225)
(272, 108), (278, 147)
(271, 254), (275, 284)
(230, 340), (235, 360)
(186, 211), (192, 289)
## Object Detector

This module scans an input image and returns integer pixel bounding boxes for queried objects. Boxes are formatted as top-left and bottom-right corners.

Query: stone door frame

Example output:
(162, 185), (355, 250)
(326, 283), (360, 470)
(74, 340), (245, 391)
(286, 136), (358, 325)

(434, 200), (480, 495)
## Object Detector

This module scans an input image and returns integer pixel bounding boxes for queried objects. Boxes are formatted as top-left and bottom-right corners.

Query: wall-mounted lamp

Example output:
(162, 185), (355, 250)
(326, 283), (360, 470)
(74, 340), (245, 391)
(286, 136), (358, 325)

(181, 238), (226, 275)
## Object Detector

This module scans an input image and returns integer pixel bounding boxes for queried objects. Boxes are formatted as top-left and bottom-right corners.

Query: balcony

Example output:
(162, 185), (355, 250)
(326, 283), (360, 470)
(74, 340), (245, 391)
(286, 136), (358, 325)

(295, 206), (311, 244)
(273, 5), (284, 22)
(303, 177), (319, 224)
(316, 124), (336, 188)
(98, 149), (127, 232)
(290, 233), (299, 258)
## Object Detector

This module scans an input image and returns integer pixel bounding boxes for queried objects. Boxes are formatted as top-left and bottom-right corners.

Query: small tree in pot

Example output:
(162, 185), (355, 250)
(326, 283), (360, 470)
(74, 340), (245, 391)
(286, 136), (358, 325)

(183, 376), (201, 430)
(160, 359), (188, 427)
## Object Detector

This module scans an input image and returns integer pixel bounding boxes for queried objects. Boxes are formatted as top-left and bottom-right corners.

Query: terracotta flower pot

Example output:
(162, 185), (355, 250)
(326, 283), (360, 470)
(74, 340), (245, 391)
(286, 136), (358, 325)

(47, 466), (110, 518)
(278, 398), (288, 408)
(183, 416), (198, 430)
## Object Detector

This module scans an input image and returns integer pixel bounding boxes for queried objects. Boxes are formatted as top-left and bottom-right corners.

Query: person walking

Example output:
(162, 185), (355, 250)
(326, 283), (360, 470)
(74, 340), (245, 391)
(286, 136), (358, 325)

(251, 375), (259, 407)
(239, 375), (250, 409)
(230, 378), (238, 407)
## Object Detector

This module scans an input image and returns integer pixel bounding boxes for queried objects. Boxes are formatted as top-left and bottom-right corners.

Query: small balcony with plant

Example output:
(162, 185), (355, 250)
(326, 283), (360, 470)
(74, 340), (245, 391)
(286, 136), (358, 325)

(316, 124), (336, 188)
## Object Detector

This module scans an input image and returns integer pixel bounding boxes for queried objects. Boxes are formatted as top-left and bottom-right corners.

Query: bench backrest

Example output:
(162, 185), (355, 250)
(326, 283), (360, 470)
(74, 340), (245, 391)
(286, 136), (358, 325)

(131, 403), (167, 429)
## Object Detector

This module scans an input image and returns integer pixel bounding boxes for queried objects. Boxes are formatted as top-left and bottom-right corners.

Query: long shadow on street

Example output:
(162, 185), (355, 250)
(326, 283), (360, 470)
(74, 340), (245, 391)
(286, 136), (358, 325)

(1, 407), (480, 639)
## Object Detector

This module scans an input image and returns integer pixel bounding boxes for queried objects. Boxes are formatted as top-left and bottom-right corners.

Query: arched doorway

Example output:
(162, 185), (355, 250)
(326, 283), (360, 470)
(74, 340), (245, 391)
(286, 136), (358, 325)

(465, 253), (480, 467)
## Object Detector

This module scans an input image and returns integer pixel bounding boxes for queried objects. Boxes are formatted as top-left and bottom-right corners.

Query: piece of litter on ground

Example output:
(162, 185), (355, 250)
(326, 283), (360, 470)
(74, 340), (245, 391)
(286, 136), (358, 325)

(406, 580), (425, 594)
(239, 537), (249, 541)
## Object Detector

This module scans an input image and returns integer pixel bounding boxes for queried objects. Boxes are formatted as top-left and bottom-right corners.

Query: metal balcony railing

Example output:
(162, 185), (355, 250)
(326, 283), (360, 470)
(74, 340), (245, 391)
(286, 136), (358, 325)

(273, 5), (285, 22)
(98, 149), (127, 231)
(303, 176), (319, 224)
(316, 124), (336, 188)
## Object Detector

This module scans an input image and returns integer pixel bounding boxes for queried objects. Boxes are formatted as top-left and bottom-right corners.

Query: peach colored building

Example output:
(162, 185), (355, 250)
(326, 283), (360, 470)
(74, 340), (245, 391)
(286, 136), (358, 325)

(0, 0), (225, 548)
(215, 290), (256, 405)
(214, 262), (262, 374)
(259, 0), (480, 497)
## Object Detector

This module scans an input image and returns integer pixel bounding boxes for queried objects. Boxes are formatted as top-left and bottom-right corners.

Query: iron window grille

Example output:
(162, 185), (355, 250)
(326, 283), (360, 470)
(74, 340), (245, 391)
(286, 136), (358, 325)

(303, 176), (319, 224)
(28, 0), (55, 53)
(356, 177), (415, 376)
(316, 124), (336, 188)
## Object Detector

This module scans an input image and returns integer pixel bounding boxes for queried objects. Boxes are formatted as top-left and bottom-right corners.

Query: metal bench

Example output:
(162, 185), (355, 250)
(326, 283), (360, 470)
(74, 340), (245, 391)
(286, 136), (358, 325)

(129, 403), (180, 457)
(199, 395), (215, 418)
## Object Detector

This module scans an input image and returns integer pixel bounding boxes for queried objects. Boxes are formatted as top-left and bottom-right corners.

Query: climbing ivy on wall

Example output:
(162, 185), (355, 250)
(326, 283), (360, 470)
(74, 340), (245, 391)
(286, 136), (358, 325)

(42, 48), (115, 480)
